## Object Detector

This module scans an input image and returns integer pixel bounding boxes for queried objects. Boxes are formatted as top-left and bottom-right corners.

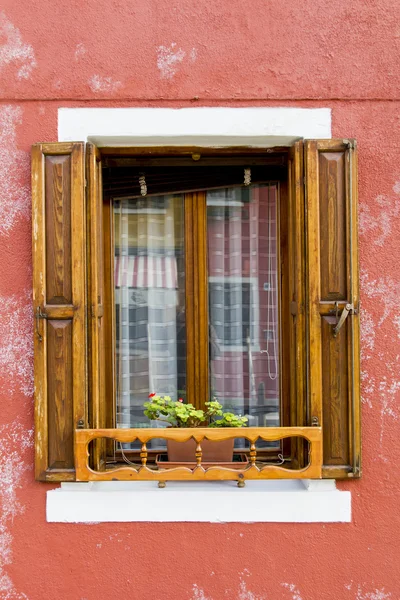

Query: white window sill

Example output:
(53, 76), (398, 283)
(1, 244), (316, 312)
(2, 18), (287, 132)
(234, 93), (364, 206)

(46, 479), (350, 523)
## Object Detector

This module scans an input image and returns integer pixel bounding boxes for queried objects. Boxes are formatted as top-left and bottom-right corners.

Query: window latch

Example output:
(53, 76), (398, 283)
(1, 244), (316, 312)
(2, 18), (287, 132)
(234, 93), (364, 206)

(35, 306), (47, 342)
(332, 303), (354, 337)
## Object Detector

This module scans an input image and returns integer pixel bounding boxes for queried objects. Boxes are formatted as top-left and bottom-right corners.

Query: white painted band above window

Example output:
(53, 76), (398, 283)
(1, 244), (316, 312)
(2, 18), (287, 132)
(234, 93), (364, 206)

(58, 107), (331, 147)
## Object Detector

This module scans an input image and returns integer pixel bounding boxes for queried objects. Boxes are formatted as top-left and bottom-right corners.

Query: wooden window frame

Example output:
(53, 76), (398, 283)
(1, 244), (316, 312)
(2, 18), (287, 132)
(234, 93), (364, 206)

(101, 151), (292, 462)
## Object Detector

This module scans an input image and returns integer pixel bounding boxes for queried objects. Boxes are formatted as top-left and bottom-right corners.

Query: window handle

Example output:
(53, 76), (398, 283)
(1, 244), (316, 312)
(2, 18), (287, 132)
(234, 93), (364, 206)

(333, 303), (353, 337)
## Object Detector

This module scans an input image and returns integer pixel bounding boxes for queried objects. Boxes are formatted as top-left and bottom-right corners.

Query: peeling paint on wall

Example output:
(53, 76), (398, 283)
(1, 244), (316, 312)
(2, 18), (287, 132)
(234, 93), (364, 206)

(281, 583), (303, 600)
(157, 43), (186, 79)
(191, 584), (213, 600)
(88, 75), (122, 93)
(75, 43), (86, 60)
(0, 11), (36, 81)
(238, 580), (266, 600)
(0, 292), (33, 397)
(360, 271), (400, 328)
(353, 584), (391, 600)
(0, 420), (32, 599)
(0, 106), (30, 234)
(359, 184), (400, 247)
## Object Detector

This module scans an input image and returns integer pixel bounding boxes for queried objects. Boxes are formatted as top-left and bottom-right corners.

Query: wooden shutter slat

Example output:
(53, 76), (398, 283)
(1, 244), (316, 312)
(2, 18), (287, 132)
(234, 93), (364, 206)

(32, 142), (87, 481)
(305, 139), (361, 478)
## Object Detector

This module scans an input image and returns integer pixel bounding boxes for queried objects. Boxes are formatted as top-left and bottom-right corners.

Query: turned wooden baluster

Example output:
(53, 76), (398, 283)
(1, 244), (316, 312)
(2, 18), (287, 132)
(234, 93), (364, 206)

(195, 440), (202, 468)
(249, 441), (257, 467)
(140, 442), (148, 467)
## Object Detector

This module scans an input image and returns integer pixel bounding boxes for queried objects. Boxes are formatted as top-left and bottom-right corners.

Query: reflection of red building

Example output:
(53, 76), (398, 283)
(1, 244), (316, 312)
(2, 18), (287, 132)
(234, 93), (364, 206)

(207, 186), (279, 426)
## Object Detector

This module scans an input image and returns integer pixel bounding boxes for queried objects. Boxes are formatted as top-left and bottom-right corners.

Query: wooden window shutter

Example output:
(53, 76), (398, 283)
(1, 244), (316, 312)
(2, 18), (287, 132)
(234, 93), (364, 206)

(305, 140), (361, 478)
(86, 143), (108, 469)
(32, 143), (87, 481)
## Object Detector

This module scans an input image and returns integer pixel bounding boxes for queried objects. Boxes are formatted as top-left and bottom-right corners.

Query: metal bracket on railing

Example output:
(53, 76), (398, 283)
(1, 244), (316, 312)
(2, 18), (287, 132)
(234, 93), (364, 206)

(332, 303), (354, 338)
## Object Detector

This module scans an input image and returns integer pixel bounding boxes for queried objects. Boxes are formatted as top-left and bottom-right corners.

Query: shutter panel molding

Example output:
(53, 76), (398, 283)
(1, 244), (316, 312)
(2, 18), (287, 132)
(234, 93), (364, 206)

(32, 142), (87, 481)
(305, 139), (361, 478)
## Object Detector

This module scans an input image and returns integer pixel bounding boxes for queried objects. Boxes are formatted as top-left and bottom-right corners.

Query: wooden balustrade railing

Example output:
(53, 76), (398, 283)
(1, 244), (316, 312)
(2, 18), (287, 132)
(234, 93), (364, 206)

(75, 427), (322, 484)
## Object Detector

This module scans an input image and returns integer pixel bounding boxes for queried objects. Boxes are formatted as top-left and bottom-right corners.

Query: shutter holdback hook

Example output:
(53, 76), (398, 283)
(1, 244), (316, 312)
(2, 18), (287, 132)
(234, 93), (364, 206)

(332, 303), (354, 337)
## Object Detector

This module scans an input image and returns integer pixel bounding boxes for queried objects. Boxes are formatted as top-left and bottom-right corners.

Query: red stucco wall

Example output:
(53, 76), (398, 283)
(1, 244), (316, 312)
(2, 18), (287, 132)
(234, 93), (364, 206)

(0, 2), (399, 599)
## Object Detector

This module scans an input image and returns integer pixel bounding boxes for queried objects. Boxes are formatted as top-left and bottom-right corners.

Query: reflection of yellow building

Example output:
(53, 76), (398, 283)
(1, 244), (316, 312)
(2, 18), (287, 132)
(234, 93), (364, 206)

(114, 195), (184, 253)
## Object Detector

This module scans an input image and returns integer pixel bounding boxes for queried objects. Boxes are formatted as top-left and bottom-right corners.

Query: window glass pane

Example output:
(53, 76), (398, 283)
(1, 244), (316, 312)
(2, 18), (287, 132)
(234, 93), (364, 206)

(207, 185), (280, 428)
(114, 195), (186, 430)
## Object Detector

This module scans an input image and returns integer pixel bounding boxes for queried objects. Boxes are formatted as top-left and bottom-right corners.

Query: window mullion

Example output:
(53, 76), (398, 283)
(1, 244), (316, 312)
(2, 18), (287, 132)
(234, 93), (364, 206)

(185, 191), (209, 410)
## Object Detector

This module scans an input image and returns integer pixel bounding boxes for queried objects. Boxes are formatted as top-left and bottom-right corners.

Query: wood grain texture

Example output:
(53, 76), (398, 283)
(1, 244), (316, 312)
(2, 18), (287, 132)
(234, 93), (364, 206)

(32, 142), (87, 481)
(288, 142), (307, 466)
(185, 192), (209, 408)
(45, 155), (72, 305)
(75, 426), (322, 481)
(86, 144), (106, 469)
(102, 198), (116, 435)
(47, 320), (73, 469)
(305, 139), (360, 478)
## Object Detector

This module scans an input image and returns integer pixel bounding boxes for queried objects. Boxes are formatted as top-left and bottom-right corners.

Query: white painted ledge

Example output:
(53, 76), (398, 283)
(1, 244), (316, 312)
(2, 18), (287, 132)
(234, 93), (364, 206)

(58, 107), (331, 147)
(47, 480), (350, 523)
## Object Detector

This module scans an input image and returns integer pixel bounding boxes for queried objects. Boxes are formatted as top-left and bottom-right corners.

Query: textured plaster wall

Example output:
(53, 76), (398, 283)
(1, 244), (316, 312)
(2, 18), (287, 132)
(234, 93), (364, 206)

(0, 1), (399, 599)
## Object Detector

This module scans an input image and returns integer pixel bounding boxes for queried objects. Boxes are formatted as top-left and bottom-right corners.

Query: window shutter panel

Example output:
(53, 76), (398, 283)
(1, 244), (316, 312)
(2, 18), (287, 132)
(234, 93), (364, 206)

(305, 140), (361, 478)
(86, 143), (107, 469)
(32, 143), (87, 481)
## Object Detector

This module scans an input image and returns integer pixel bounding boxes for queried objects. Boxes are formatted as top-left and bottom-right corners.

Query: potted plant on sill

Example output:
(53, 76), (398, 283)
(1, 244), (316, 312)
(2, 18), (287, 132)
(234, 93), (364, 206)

(143, 394), (248, 464)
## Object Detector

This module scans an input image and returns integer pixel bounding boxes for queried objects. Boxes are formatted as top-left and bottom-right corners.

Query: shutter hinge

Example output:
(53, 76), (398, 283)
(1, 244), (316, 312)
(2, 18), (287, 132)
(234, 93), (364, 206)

(311, 416), (320, 427)
(77, 419), (85, 429)
(343, 139), (356, 151)
(91, 304), (104, 319)
(35, 306), (47, 342)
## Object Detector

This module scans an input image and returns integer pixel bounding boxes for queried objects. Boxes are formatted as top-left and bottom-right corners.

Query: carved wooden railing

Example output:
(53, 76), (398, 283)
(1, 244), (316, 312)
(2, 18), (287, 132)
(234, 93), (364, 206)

(75, 427), (322, 484)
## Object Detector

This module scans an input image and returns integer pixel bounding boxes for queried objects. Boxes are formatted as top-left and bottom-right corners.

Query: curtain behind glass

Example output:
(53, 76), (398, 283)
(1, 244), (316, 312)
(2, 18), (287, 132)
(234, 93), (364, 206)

(207, 185), (280, 427)
(114, 195), (186, 429)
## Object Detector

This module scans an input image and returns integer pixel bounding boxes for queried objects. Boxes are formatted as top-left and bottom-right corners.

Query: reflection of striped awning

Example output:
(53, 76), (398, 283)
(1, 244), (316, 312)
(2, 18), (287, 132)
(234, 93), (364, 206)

(114, 255), (178, 289)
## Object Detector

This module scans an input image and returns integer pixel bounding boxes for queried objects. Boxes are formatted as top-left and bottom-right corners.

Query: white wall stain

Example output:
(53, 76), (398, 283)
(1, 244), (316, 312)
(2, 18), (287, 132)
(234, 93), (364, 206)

(0, 420), (32, 599)
(191, 581), (266, 600)
(281, 583), (303, 600)
(355, 584), (391, 600)
(0, 11), (36, 80)
(238, 580), (266, 600)
(377, 365), (400, 449)
(75, 43), (86, 60)
(190, 47), (198, 63)
(88, 75), (122, 93)
(0, 106), (30, 235)
(360, 309), (375, 358)
(359, 183), (400, 247)
(157, 43), (186, 79)
(0, 292), (33, 397)
(191, 584), (213, 600)
(360, 271), (400, 327)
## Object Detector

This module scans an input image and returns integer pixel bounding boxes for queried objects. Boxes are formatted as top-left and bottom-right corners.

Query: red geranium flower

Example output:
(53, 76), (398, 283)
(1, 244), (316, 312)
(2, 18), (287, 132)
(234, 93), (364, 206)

(148, 393), (156, 398)
(178, 398), (183, 402)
